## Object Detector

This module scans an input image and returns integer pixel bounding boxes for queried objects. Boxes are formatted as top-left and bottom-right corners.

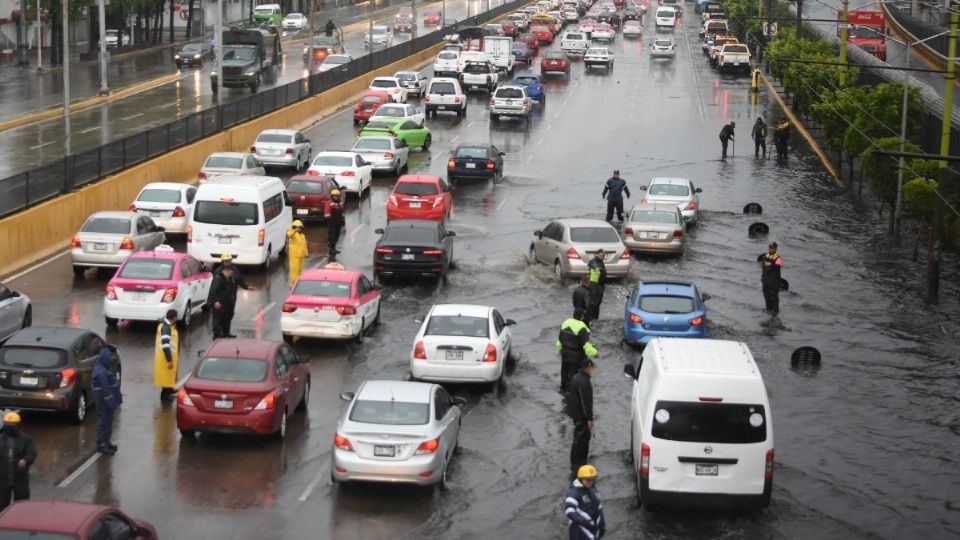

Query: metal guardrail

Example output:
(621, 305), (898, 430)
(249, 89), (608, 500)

(0, 0), (526, 219)
(882, 3), (950, 72)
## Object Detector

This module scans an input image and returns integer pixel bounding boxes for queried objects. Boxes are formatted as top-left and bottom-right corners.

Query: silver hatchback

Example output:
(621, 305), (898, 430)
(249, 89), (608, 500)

(640, 176), (702, 225)
(70, 212), (166, 277)
(623, 203), (686, 255)
(351, 136), (410, 175)
(529, 218), (631, 281)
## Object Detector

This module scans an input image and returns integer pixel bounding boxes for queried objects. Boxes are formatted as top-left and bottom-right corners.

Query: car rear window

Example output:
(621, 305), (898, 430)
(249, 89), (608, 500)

(137, 188), (181, 203)
(438, 52), (459, 60)
(639, 295), (694, 314)
(193, 201), (259, 226)
(81, 218), (130, 235)
(514, 76), (538, 85)
(204, 156), (243, 169)
(0, 347), (67, 369)
(655, 39), (673, 47)
(383, 226), (437, 243)
(350, 399), (429, 425)
(566, 33), (583, 39)
(396, 73), (417, 81)
(496, 87), (524, 99)
(364, 121), (395, 131)
(118, 259), (175, 280)
(362, 95), (384, 103)
(569, 226), (620, 243)
(464, 64), (488, 73)
(293, 279), (352, 297)
(257, 133), (293, 144)
(657, 9), (674, 16)
(325, 55), (350, 64)
(396, 182), (439, 196)
(195, 357), (268, 382)
(649, 183), (690, 196)
(370, 80), (397, 88)
(430, 82), (456, 95)
(0, 531), (76, 540)
(631, 209), (678, 224)
(376, 106), (405, 117)
(287, 180), (328, 194)
(455, 146), (489, 159)
(425, 315), (489, 338)
(652, 401), (767, 444)
(354, 138), (392, 151)
(314, 155), (353, 167)
(724, 44), (748, 53)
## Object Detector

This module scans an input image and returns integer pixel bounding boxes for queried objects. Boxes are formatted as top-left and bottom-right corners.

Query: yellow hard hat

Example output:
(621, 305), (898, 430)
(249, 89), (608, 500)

(577, 464), (597, 479)
(292, 220), (305, 228)
(3, 412), (21, 424)
(220, 253), (234, 262)
(330, 188), (341, 196)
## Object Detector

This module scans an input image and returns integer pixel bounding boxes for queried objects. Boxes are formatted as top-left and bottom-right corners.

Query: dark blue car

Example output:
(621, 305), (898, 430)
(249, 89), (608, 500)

(511, 43), (533, 64)
(512, 73), (544, 101)
(623, 281), (708, 346)
(447, 143), (505, 182)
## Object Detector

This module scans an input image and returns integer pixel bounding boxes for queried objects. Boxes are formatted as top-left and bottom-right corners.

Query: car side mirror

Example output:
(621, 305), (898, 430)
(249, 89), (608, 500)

(447, 231), (456, 236)
(340, 392), (355, 401)
(535, 230), (543, 239)
(505, 319), (517, 326)
(499, 151), (505, 156)
(414, 316), (424, 323)
(198, 349), (205, 357)
(639, 185), (647, 190)
(701, 293), (711, 301)
(305, 138), (311, 143)
(623, 363), (636, 379)
(155, 226), (165, 232)
(695, 187), (703, 193)
(375, 228), (385, 234)
(453, 396), (467, 406)
(372, 283), (383, 290)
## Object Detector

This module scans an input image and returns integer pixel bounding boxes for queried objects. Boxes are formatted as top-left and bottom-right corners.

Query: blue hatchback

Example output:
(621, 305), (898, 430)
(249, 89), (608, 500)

(512, 73), (544, 101)
(623, 281), (708, 346)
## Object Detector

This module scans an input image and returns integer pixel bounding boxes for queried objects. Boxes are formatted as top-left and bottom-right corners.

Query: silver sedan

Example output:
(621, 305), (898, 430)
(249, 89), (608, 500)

(0, 283), (31, 343)
(528, 218), (631, 281)
(70, 211), (166, 277)
(622, 203), (686, 255)
(351, 136), (410, 176)
(332, 380), (464, 487)
(640, 176), (702, 225)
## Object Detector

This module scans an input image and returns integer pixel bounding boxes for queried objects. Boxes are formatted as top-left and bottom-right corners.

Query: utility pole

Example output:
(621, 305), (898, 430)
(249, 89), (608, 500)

(35, 0), (42, 69)
(215, 0), (223, 105)
(62, 0), (71, 157)
(894, 41), (912, 237)
(98, 0), (108, 95)
(930, 2), (958, 303)
(306, 0), (314, 77)
(18, 0), (29, 64)
(796, 0), (802, 37)
(839, 0), (849, 86)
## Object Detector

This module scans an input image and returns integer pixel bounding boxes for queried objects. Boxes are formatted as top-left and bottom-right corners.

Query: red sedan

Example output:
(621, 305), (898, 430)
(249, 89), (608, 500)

(0, 501), (157, 539)
(529, 24), (554, 44)
(287, 174), (340, 222)
(386, 175), (453, 222)
(177, 339), (310, 439)
(423, 9), (442, 25)
(353, 90), (394, 125)
(541, 50), (571, 76)
(501, 20), (519, 37)
(518, 33), (541, 52)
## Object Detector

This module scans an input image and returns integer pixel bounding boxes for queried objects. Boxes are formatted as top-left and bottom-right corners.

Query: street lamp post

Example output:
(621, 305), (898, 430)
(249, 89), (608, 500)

(35, 0), (41, 69)
(97, 0), (108, 95)
(215, 0), (223, 105)
(306, 0), (314, 77)
(62, 0), (70, 157)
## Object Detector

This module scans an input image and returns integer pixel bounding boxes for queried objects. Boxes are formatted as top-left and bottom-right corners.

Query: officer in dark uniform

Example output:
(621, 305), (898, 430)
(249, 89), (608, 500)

(719, 121), (735, 160)
(601, 170), (631, 222)
(565, 359), (595, 475)
(572, 276), (592, 321)
(757, 241), (783, 314)
(325, 188), (346, 257)
(325, 19), (336, 37)
(207, 256), (253, 338)
(586, 250), (607, 321)
(564, 464), (606, 540)
(556, 309), (598, 392)
(0, 412), (36, 511)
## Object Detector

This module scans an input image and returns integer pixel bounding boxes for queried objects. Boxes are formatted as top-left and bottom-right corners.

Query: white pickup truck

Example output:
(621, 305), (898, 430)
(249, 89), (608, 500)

(460, 61), (499, 92)
(560, 30), (589, 56)
(483, 36), (515, 74)
(716, 43), (751, 74)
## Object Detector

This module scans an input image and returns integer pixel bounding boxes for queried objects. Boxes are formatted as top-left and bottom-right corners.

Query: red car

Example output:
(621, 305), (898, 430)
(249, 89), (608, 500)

(423, 9), (442, 25)
(177, 339), (310, 439)
(387, 175), (453, 222)
(541, 51), (571, 76)
(518, 33), (541, 52)
(287, 174), (340, 222)
(529, 24), (554, 44)
(501, 20), (519, 37)
(0, 500), (157, 539)
(353, 90), (394, 125)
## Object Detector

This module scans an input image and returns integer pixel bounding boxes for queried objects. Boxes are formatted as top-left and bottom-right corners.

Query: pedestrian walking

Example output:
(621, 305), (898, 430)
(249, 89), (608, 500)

(719, 121), (735, 160)
(572, 276), (592, 322)
(774, 118), (791, 160)
(556, 309), (598, 392)
(287, 220), (309, 288)
(601, 169), (631, 222)
(154, 309), (179, 401)
(586, 250), (607, 322)
(208, 256), (253, 338)
(564, 359), (595, 475)
(564, 464), (606, 540)
(92, 346), (122, 455)
(751, 116), (767, 158)
(0, 412), (36, 511)
(325, 189), (346, 257)
(757, 242), (783, 314)
(325, 19), (336, 37)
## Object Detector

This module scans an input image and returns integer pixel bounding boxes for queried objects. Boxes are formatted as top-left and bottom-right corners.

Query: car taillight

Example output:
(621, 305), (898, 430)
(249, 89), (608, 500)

(483, 343), (497, 363)
(620, 249), (631, 259)
(119, 236), (134, 250)
(389, 195), (398, 206)
(172, 206), (186, 218)
(186, 226), (192, 243)
(197, 171), (207, 182)
(624, 227), (634, 236)
(765, 449), (774, 480)
(384, 152), (395, 159)
(250, 146), (256, 153)
(686, 200), (697, 210)
(282, 303), (297, 313)
(334, 434), (353, 451)
(454, 96), (461, 103)
(640, 443), (650, 476)
(413, 341), (426, 359)
(254, 392), (276, 410)
(336, 306), (357, 315)
(689, 316), (704, 326)
(286, 148), (295, 155)
(448, 159), (456, 169)
(258, 229), (265, 247)
(423, 249), (444, 256)
(432, 197), (443, 208)
(59, 367), (77, 388)
(105, 285), (117, 300)
(673, 229), (684, 238)
(629, 312), (643, 324)
(177, 388), (194, 406)
(71, 234), (81, 248)
(523, 99), (529, 107)
(486, 160), (496, 170)
(161, 287), (177, 303)
(341, 171), (355, 177)
(416, 438), (440, 454)
(375, 247), (395, 254)
(537, 84), (543, 91)
(566, 247), (579, 259)
(128, 204), (137, 213)
(307, 170), (320, 176)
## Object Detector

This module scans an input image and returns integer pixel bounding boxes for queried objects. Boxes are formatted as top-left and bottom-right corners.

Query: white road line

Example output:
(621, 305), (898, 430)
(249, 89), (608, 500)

(466, 121), (474, 127)
(526, 154), (534, 163)
(160, 101), (179, 108)
(298, 468), (326, 502)
(122, 113), (144, 121)
(536, 138), (544, 146)
(29, 141), (55, 150)
(252, 301), (277, 321)
(347, 223), (366, 239)
(553, 112), (560, 118)
(80, 126), (100, 134)
(3, 250), (68, 281)
(57, 453), (101, 488)
(495, 199), (506, 212)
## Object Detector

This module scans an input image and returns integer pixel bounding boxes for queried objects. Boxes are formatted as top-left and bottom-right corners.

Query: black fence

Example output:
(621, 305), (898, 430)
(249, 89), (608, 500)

(0, 0), (527, 219)
(886, 7), (950, 58)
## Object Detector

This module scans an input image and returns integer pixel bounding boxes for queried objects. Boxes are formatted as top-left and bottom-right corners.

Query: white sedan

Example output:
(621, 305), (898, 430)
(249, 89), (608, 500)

(410, 304), (516, 386)
(369, 76), (409, 103)
(591, 22), (615, 41)
(308, 151), (373, 196)
(197, 152), (265, 182)
(369, 103), (425, 126)
(320, 54), (353, 73)
(650, 37), (676, 58)
(130, 182), (197, 235)
(364, 25), (394, 48)
(283, 13), (308, 30)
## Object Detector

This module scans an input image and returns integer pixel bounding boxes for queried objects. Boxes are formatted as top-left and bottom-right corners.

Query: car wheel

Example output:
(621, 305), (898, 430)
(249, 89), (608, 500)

(374, 303), (381, 326)
(490, 113), (498, 122)
(22, 306), (32, 329)
(73, 266), (86, 278)
(283, 333), (295, 345)
(105, 316), (119, 328)
(528, 245), (537, 265)
(394, 161), (402, 177)
(422, 134), (432, 151)
(436, 461), (449, 491)
(298, 379), (310, 411)
(180, 302), (192, 329)
(261, 246), (272, 271)
(276, 409), (288, 439)
(250, 73), (261, 93)
(355, 317), (366, 342)
(179, 429), (196, 439)
(71, 392), (88, 425)
(554, 260), (566, 282)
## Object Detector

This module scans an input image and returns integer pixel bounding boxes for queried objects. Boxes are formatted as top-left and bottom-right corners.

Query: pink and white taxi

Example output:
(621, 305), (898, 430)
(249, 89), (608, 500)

(103, 245), (213, 328)
(281, 263), (381, 341)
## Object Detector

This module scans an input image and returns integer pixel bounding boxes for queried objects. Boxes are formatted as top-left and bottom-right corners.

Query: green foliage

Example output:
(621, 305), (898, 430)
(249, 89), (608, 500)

(903, 177), (938, 220)
(861, 137), (927, 205)
(813, 86), (866, 154)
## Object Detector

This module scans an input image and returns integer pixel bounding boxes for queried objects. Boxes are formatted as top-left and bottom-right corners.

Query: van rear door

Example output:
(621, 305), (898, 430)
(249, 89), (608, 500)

(191, 198), (262, 257)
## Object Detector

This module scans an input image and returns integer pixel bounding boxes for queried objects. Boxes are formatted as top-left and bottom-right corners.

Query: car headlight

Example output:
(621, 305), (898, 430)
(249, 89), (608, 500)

(244, 70), (256, 76)
(174, 54), (180, 59)
(193, 54), (201, 59)
(210, 71), (217, 76)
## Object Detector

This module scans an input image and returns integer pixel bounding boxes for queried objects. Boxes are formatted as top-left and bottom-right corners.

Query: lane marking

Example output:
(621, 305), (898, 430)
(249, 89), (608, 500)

(160, 101), (179, 108)
(536, 137), (543, 146)
(252, 301), (277, 321)
(526, 154), (534, 163)
(80, 126), (100, 134)
(298, 468), (326, 501)
(3, 250), (68, 281)
(495, 199), (506, 212)
(29, 141), (55, 150)
(57, 453), (101, 488)
(347, 223), (366, 239)
(121, 113), (143, 121)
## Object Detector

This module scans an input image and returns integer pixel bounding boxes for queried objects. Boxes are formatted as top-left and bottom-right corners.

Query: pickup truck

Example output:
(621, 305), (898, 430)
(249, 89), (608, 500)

(708, 35), (738, 64)
(460, 61), (499, 92)
(560, 30), (589, 55)
(716, 43), (751, 74)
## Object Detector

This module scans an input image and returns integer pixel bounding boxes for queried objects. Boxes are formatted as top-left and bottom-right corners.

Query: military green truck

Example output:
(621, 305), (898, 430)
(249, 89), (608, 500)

(252, 3), (283, 26)
(211, 27), (281, 94)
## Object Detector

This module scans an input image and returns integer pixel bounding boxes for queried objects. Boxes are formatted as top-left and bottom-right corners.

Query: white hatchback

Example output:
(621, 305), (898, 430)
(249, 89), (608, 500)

(308, 151), (373, 196)
(369, 76), (408, 103)
(370, 103), (425, 126)
(130, 182), (197, 235)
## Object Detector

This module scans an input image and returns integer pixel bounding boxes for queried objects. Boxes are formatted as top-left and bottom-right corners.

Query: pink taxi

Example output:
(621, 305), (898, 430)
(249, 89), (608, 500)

(103, 245), (213, 328)
(281, 263), (381, 342)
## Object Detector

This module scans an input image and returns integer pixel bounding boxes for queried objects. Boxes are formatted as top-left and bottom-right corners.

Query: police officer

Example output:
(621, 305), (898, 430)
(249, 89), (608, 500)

(92, 346), (122, 455)
(287, 220), (308, 288)
(757, 241), (783, 314)
(565, 359), (595, 475)
(207, 257), (253, 338)
(564, 464), (606, 540)
(587, 250), (607, 322)
(325, 189), (346, 257)
(774, 118), (791, 159)
(601, 169), (631, 222)
(556, 309), (598, 392)
(325, 19), (336, 37)
(572, 276), (592, 322)
(154, 309), (179, 400)
(0, 412), (36, 511)
(751, 116), (767, 158)
(719, 121), (735, 160)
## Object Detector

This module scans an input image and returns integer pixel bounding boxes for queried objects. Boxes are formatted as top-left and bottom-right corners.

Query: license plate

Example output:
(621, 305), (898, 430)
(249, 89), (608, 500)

(401, 253), (415, 261)
(93, 242), (108, 251)
(132, 293), (147, 302)
(645, 232), (660, 239)
(218, 237), (231, 244)
(445, 351), (464, 360)
(437, 106), (447, 110)
(296, 208), (309, 215)
(409, 201), (421, 208)
(19, 376), (38, 386)
(214, 399), (233, 409)
(149, 211), (161, 217)
(374, 445), (396, 457)
(695, 464), (719, 476)
(465, 163), (477, 169)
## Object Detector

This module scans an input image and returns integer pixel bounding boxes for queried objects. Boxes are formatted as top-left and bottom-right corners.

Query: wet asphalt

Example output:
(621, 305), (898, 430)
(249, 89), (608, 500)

(3, 5), (960, 540)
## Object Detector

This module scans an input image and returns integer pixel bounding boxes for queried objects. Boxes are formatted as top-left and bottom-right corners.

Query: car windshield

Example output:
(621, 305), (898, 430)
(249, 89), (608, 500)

(325, 55), (350, 64)
(425, 315), (489, 337)
(192, 201), (259, 226)
(287, 180), (328, 194)
(639, 295), (694, 314)
(655, 39), (672, 46)
(257, 133), (293, 144)
(850, 26), (881, 38)
(355, 139), (392, 151)
(363, 121), (396, 131)
(430, 82), (456, 94)
(496, 87), (524, 99)
(0, 531), (75, 540)
(631, 209), (678, 224)
(375, 106), (405, 117)
(181, 44), (202, 52)
(648, 183), (690, 196)
(569, 226), (620, 243)
(138, 188), (181, 203)
(314, 155), (353, 167)
(253, 6), (274, 14)
(81, 217), (130, 235)
(0, 347), (67, 369)
(204, 156), (243, 169)
(195, 357), (268, 382)
(350, 399), (430, 425)
(372, 28), (389, 35)
(455, 146), (489, 159)
(312, 36), (339, 46)
(293, 279), (352, 297)
(652, 401), (767, 444)
(396, 182), (439, 196)
(371, 80), (397, 88)
(222, 47), (257, 61)
(546, 52), (564, 59)
(383, 226), (437, 243)
(512, 44), (527, 51)
(118, 259), (175, 280)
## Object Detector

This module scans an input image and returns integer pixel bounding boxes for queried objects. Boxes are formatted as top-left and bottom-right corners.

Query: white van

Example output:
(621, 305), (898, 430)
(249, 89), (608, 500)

(655, 7), (677, 27)
(187, 176), (292, 267)
(623, 338), (774, 509)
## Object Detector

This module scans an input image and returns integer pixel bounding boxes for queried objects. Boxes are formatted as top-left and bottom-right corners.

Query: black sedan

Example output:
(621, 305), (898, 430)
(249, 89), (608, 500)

(373, 220), (456, 280)
(0, 327), (120, 424)
(174, 42), (211, 68)
(447, 143), (505, 183)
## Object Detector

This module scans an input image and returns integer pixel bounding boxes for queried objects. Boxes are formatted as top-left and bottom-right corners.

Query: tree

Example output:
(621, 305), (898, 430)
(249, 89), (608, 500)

(813, 86), (866, 177)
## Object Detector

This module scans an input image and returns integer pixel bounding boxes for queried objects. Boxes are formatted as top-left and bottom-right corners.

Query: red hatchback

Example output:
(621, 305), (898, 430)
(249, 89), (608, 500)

(177, 339), (310, 439)
(386, 175), (453, 222)
(529, 24), (554, 44)
(353, 90), (394, 125)
(501, 20), (519, 37)
(423, 9), (442, 25)
(518, 33), (541, 52)
(287, 174), (340, 222)
(541, 51), (571, 76)
(0, 500), (157, 539)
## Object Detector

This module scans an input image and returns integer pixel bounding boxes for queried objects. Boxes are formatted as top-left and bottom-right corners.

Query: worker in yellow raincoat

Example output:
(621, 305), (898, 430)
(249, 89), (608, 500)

(287, 220), (309, 288)
(154, 309), (179, 401)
